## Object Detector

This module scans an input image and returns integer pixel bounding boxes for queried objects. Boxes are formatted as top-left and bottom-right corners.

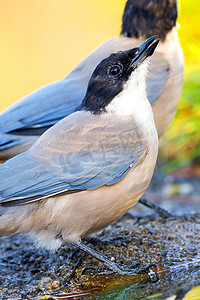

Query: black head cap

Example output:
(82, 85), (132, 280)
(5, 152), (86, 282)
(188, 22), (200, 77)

(121, 0), (177, 40)
(79, 36), (159, 114)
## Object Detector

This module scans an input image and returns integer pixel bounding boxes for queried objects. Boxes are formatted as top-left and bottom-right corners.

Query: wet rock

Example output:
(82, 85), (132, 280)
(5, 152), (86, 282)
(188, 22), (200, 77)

(0, 214), (199, 299)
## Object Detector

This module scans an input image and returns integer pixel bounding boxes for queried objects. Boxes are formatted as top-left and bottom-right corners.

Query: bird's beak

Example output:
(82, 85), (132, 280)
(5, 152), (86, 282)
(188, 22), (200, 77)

(129, 35), (160, 68)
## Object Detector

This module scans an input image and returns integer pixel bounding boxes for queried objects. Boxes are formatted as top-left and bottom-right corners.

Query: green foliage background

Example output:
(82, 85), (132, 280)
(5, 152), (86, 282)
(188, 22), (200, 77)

(159, 0), (200, 172)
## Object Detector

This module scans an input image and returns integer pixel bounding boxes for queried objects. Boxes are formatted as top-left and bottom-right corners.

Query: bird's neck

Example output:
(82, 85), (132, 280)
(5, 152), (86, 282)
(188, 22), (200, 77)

(121, 0), (177, 41)
(106, 83), (147, 117)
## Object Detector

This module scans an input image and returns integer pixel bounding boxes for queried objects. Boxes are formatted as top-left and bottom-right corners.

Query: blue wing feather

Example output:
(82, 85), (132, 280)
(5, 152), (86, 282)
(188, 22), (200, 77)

(0, 79), (86, 133)
(0, 133), (145, 205)
(0, 79), (87, 150)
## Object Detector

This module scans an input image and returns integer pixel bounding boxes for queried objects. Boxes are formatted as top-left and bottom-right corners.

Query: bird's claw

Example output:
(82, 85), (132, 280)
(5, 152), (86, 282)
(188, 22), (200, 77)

(116, 262), (159, 280)
(114, 262), (144, 276)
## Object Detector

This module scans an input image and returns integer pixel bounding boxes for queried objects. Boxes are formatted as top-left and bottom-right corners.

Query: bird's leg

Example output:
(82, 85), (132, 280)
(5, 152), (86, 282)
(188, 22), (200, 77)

(73, 240), (140, 275)
(119, 197), (174, 220)
(138, 197), (174, 218)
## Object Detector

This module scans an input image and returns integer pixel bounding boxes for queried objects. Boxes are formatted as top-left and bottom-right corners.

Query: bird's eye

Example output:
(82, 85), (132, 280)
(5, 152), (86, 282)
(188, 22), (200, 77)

(109, 65), (122, 77)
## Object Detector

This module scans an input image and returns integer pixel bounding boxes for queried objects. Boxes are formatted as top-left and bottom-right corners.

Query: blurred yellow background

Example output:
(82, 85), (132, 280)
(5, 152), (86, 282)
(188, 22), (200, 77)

(0, 0), (126, 111)
(0, 0), (199, 111)
(0, 0), (199, 170)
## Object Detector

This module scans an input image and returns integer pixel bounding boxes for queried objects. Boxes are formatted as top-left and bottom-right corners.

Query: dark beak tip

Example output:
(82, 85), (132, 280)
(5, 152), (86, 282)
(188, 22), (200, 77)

(128, 35), (160, 68)
(147, 35), (160, 46)
(148, 39), (160, 56)
(150, 35), (160, 42)
(152, 34), (159, 39)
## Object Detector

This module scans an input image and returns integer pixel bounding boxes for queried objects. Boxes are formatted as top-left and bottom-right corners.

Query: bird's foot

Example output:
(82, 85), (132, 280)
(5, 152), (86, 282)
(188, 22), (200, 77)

(81, 261), (158, 281)
(114, 263), (142, 276)
(74, 241), (159, 280)
(114, 263), (158, 281)
(81, 263), (140, 276)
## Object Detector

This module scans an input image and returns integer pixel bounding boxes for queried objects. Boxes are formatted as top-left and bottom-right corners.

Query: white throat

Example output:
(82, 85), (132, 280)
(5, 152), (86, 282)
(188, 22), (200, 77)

(106, 61), (149, 116)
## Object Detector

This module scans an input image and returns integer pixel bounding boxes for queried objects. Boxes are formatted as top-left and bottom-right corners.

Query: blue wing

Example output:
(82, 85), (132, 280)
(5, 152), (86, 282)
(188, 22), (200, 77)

(0, 78), (87, 149)
(0, 112), (146, 206)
